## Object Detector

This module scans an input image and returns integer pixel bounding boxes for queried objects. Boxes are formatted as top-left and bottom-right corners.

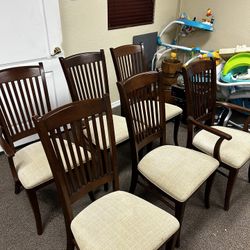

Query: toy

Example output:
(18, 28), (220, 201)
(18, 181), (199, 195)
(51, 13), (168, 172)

(216, 52), (250, 122)
(183, 50), (221, 66)
(222, 53), (250, 76)
(202, 8), (214, 25)
(151, 11), (214, 69)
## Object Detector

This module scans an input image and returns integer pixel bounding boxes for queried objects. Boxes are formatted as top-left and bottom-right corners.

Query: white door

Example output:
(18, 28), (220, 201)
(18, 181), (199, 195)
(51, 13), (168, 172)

(0, 0), (70, 148)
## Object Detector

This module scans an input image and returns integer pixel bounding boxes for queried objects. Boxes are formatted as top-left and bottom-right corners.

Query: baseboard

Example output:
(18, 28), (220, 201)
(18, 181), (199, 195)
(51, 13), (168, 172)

(111, 100), (120, 109)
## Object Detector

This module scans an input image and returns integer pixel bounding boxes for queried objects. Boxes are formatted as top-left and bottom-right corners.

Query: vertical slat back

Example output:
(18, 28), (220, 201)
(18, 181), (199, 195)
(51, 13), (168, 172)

(60, 50), (109, 101)
(0, 63), (51, 142)
(117, 71), (165, 150)
(183, 60), (217, 123)
(110, 44), (147, 81)
(34, 95), (119, 208)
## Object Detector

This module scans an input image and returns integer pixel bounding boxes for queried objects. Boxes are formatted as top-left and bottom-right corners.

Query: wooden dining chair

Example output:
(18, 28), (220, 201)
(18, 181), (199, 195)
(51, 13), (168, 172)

(182, 59), (250, 210)
(33, 95), (180, 250)
(0, 63), (53, 235)
(117, 71), (219, 247)
(110, 43), (183, 145)
(59, 50), (129, 148)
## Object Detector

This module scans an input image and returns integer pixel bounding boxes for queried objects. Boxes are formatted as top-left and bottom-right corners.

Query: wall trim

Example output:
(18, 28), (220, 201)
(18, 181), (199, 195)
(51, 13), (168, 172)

(111, 100), (120, 109)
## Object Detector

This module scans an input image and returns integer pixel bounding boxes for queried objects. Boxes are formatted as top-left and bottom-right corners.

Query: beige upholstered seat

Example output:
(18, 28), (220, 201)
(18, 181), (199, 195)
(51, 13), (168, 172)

(138, 146), (219, 202)
(14, 140), (89, 189)
(193, 126), (250, 169)
(71, 191), (180, 250)
(14, 142), (51, 189)
(87, 114), (128, 149)
(132, 101), (183, 124)
(165, 103), (183, 120)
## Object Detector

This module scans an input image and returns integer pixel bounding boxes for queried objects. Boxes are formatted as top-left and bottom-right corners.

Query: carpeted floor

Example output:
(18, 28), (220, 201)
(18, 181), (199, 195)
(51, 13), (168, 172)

(1, 122), (250, 250)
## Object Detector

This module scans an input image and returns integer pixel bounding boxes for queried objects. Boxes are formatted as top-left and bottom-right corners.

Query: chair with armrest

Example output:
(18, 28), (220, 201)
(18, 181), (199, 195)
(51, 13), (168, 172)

(110, 43), (183, 145)
(59, 50), (129, 148)
(182, 59), (250, 211)
(33, 95), (180, 250)
(116, 71), (219, 247)
(0, 63), (53, 234)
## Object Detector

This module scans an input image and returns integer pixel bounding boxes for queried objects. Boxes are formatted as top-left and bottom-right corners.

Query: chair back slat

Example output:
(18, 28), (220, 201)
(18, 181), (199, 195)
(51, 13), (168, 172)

(60, 50), (109, 101)
(182, 60), (217, 124)
(34, 95), (119, 210)
(110, 44), (147, 82)
(117, 71), (166, 151)
(0, 63), (51, 143)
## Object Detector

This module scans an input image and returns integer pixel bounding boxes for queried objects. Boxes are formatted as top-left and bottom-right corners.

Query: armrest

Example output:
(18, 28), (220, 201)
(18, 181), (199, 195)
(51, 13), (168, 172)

(216, 101), (250, 114)
(187, 116), (232, 159)
(0, 126), (15, 157)
(188, 116), (232, 140)
(216, 101), (250, 131)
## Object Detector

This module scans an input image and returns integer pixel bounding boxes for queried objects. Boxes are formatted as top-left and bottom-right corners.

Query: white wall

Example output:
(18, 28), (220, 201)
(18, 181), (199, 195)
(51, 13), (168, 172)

(59, 0), (180, 103)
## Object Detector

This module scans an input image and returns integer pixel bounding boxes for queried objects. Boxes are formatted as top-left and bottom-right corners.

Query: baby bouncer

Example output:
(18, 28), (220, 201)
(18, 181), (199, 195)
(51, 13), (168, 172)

(151, 10), (214, 70)
(216, 51), (250, 129)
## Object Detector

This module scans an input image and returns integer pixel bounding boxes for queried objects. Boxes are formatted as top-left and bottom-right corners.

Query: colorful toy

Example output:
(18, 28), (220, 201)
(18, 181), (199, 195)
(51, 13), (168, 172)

(151, 11), (214, 69)
(222, 53), (250, 76)
(202, 8), (214, 24)
(216, 52), (250, 118)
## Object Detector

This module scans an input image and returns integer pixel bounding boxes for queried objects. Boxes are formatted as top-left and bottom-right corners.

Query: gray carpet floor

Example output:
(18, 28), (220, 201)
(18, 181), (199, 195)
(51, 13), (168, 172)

(1, 123), (250, 250)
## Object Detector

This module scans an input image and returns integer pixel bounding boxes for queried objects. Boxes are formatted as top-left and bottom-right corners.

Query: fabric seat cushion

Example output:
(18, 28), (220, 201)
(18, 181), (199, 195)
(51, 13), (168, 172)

(165, 103), (182, 121)
(71, 191), (179, 250)
(131, 101), (182, 124)
(14, 140), (89, 189)
(87, 114), (129, 149)
(138, 145), (219, 202)
(193, 125), (250, 169)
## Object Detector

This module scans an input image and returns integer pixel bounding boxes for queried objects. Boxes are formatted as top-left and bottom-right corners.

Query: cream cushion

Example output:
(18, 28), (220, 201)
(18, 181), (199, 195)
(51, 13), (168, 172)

(165, 103), (182, 121)
(138, 145), (219, 202)
(193, 126), (250, 169)
(14, 140), (89, 189)
(131, 101), (182, 123)
(71, 191), (179, 250)
(87, 114), (129, 149)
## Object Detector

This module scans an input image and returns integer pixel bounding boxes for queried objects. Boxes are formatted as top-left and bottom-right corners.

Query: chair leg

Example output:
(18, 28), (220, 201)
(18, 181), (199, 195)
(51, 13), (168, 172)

(8, 158), (22, 194)
(104, 183), (109, 191)
(146, 142), (153, 153)
(205, 172), (216, 208)
(15, 180), (22, 194)
(175, 201), (186, 248)
(26, 189), (43, 235)
(88, 191), (96, 202)
(224, 168), (239, 211)
(165, 231), (178, 250)
(173, 115), (181, 146)
(129, 170), (138, 194)
(248, 164), (250, 183)
(66, 227), (75, 250)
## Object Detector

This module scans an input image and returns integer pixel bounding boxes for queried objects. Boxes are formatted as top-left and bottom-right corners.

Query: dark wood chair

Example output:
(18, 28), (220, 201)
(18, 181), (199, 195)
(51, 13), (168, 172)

(182, 59), (250, 211)
(110, 44), (183, 145)
(59, 50), (129, 148)
(33, 95), (180, 250)
(117, 71), (219, 247)
(0, 63), (53, 235)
